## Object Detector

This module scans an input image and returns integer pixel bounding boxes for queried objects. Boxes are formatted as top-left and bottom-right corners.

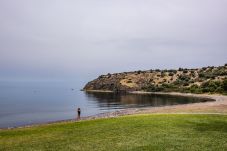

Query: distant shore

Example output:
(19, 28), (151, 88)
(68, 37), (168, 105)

(2, 91), (227, 130)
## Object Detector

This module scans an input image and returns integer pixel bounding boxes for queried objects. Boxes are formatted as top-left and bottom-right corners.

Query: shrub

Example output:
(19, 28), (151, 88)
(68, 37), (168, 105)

(168, 69), (177, 74)
(189, 79), (195, 83)
(172, 70), (177, 74)
(198, 78), (203, 82)
(202, 67), (207, 70)
(161, 72), (166, 77)
(98, 75), (105, 79)
(191, 72), (196, 78)
(190, 70), (195, 73)
(107, 73), (111, 78)
(127, 80), (132, 83)
(168, 72), (174, 76)
(223, 79), (227, 91)
(183, 70), (188, 74)
(204, 73), (215, 79)
(143, 84), (164, 92)
(137, 70), (142, 74)
(149, 79), (154, 82)
(183, 83), (189, 86)
(206, 68), (213, 72)
(200, 80), (223, 93)
(198, 73), (205, 78)
(155, 86), (164, 92)
(173, 80), (181, 85)
(215, 87), (224, 93)
(190, 84), (198, 89)
(178, 75), (190, 82)
(205, 67), (227, 77)
(190, 84), (202, 93)
(162, 83), (171, 89)
(178, 68), (183, 71)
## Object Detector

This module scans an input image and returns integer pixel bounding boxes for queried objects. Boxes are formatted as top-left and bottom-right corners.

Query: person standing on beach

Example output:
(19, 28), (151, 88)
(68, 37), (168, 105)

(77, 108), (81, 120)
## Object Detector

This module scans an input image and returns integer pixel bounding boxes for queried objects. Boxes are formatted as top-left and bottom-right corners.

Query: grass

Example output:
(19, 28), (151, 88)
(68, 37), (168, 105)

(0, 114), (227, 151)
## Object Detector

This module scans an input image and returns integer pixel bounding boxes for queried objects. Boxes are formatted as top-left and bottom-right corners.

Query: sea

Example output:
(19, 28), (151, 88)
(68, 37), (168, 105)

(0, 81), (212, 128)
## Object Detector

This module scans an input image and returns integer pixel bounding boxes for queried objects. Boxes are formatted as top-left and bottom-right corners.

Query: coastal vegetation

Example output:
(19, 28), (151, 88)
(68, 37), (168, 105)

(1, 114), (227, 151)
(84, 64), (227, 94)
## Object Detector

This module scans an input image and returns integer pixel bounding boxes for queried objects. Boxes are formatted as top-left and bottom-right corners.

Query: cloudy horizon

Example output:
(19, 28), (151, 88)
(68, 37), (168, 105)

(1, 0), (227, 85)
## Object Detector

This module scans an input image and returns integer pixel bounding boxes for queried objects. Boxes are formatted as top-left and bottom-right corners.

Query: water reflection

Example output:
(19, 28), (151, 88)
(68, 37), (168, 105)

(85, 92), (214, 110)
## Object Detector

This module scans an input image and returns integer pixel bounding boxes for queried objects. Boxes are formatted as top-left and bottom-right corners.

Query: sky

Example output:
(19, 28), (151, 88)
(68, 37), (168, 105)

(0, 0), (227, 86)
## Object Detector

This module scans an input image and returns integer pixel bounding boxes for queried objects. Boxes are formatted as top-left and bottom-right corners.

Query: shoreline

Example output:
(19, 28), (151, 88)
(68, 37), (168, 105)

(2, 91), (227, 130)
(81, 91), (227, 119)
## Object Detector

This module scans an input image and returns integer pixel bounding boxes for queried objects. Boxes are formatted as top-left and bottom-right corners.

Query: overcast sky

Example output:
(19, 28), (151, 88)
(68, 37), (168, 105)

(0, 0), (227, 85)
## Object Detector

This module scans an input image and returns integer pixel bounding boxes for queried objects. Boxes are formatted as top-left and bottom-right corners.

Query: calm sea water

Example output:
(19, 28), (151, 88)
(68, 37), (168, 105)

(0, 81), (213, 128)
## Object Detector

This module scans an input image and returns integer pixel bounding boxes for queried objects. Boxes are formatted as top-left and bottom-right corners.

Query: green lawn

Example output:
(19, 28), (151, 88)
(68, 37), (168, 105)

(0, 114), (227, 151)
